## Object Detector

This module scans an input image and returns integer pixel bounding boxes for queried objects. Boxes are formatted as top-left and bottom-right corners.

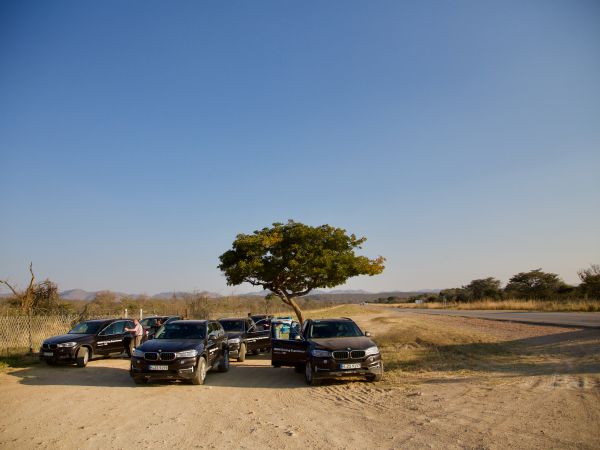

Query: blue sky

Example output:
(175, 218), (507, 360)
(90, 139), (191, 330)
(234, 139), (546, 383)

(1, 1), (599, 294)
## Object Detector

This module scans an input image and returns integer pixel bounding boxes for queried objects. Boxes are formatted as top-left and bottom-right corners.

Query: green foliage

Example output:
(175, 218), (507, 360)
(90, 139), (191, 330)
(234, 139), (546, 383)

(578, 264), (600, 299)
(504, 268), (564, 299)
(218, 220), (385, 321)
(463, 277), (502, 300)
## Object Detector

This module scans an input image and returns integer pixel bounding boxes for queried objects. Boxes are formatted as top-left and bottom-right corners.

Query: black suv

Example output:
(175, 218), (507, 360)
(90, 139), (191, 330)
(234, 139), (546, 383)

(130, 320), (229, 385)
(40, 318), (135, 367)
(271, 317), (383, 385)
(218, 317), (271, 362)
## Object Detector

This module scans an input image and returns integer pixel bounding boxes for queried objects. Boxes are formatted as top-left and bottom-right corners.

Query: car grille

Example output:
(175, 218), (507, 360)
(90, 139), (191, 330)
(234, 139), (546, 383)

(332, 350), (365, 360)
(144, 352), (176, 361)
(42, 343), (57, 350)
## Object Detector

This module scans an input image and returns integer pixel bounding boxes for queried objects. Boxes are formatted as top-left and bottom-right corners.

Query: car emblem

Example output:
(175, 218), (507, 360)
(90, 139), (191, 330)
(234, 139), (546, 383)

(158, 349), (162, 352)
(347, 348), (351, 351)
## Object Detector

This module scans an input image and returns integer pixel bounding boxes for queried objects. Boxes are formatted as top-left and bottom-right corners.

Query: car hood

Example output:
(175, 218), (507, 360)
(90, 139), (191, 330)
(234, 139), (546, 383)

(44, 334), (91, 344)
(311, 336), (376, 351)
(138, 339), (204, 352)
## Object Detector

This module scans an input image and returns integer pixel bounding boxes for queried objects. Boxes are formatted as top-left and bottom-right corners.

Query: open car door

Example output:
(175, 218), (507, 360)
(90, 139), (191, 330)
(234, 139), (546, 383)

(271, 318), (307, 367)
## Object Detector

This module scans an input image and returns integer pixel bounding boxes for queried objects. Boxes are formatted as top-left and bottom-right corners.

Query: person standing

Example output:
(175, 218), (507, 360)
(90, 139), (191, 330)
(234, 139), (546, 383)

(125, 318), (144, 348)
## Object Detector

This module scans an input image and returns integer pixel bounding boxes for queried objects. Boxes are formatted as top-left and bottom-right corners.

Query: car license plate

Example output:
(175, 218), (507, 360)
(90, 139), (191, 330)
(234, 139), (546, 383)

(149, 365), (168, 371)
(340, 363), (361, 370)
(43, 352), (53, 357)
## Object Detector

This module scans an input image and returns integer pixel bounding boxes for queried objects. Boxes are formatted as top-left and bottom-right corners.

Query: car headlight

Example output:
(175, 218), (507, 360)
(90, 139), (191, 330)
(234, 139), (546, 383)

(132, 349), (145, 358)
(227, 338), (241, 344)
(57, 342), (77, 348)
(175, 349), (198, 358)
(311, 349), (331, 358)
(364, 346), (380, 356)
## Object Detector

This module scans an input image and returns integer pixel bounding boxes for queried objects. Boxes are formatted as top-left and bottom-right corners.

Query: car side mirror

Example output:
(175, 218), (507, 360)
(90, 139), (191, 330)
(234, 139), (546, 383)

(365, 331), (372, 337)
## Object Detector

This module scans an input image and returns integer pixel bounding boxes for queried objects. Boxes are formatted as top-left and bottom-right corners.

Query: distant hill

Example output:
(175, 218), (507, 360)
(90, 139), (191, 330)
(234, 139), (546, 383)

(56, 288), (441, 302)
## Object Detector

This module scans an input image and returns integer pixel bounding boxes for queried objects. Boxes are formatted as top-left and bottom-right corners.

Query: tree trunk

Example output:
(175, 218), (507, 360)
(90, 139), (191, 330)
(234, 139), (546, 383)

(285, 295), (305, 325)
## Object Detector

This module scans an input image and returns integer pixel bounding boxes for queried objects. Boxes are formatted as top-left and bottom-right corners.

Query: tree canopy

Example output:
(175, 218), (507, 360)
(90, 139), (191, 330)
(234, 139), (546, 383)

(218, 220), (385, 323)
(504, 268), (564, 299)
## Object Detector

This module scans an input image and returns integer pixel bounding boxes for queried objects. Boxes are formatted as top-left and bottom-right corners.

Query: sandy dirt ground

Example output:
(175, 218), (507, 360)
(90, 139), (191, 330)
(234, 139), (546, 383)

(1, 312), (599, 450)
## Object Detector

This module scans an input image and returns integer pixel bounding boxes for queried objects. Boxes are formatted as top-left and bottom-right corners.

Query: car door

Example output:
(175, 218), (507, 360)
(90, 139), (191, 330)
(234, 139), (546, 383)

(271, 320), (308, 367)
(98, 320), (130, 354)
(206, 322), (220, 366)
(96, 321), (118, 355)
(247, 321), (270, 351)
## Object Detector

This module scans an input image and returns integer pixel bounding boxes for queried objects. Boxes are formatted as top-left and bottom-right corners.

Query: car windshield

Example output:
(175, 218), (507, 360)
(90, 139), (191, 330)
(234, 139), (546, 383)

(308, 321), (363, 339)
(68, 321), (104, 334)
(140, 318), (161, 327)
(219, 320), (245, 332)
(154, 323), (206, 340)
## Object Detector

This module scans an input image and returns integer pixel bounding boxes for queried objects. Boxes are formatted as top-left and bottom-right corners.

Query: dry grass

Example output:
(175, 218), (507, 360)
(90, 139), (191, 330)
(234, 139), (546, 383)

(391, 299), (600, 312)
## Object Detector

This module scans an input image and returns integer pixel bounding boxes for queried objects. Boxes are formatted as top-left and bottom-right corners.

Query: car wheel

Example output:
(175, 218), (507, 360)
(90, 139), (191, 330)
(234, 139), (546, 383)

(218, 349), (230, 373)
(192, 357), (207, 385)
(272, 362), (281, 368)
(237, 343), (246, 362)
(305, 360), (319, 386)
(367, 362), (384, 382)
(76, 347), (89, 367)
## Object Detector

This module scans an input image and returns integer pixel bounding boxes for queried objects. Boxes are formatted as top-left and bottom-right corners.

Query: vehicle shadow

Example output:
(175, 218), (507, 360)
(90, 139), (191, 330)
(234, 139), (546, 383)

(7, 362), (134, 388)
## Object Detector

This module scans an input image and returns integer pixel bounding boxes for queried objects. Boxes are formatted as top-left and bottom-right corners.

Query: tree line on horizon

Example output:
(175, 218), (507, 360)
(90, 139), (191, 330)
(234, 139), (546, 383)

(390, 265), (600, 304)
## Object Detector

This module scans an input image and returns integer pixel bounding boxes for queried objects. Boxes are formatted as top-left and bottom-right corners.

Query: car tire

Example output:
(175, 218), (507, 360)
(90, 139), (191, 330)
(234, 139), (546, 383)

(76, 347), (89, 367)
(192, 356), (207, 385)
(305, 360), (320, 386)
(237, 343), (246, 362)
(367, 362), (384, 382)
(218, 349), (230, 373)
(272, 362), (281, 368)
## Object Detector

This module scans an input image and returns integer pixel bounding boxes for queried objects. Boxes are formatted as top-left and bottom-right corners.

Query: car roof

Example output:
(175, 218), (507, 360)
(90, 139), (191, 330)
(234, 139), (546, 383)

(218, 317), (248, 321)
(84, 319), (118, 323)
(310, 318), (355, 323)
(167, 320), (206, 325)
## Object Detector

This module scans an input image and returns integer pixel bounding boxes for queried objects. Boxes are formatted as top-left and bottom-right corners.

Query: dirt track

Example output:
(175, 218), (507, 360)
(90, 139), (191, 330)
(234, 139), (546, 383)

(1, 314), (599, 450)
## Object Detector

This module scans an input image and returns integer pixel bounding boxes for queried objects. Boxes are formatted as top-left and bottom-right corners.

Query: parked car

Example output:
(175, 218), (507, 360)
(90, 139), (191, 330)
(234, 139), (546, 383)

(250, 314), (273, 331)
(129, 320), (229, 385)
(40, 318), (135, 367)
(218, 317), (271, 362)
(271, 317), (383, 385)
(140, 315), (182, 340)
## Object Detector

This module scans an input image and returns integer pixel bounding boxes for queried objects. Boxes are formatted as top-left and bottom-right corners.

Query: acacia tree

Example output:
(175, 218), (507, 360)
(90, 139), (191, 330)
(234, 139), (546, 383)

(218, 221), (385, 324)
(504, 268), (563, 299)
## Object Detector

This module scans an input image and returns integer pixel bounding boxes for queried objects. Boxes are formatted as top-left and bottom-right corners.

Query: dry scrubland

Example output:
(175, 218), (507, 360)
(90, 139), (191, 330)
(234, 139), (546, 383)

(392, 299), (600, 312)
(0, 304), (599, 449)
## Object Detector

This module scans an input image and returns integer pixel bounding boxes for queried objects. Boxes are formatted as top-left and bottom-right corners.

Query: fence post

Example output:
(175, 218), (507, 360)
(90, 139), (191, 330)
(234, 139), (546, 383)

(139, 308), (143, 320)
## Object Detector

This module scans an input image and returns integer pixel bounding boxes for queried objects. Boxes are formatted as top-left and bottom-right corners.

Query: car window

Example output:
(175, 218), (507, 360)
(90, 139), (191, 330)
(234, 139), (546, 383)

(219, 320), (245, 332)
(99, 322), (117, 335)
(155, 323), (206, 340)
(308, 321), (363, 339)
(68, 321), (105, 335)
(112, 321), (126, 334)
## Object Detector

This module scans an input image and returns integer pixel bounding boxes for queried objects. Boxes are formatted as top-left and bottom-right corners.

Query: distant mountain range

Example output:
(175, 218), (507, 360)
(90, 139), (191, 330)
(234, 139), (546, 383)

(52, 288), (440, 301)
(58, 289), (221, 301)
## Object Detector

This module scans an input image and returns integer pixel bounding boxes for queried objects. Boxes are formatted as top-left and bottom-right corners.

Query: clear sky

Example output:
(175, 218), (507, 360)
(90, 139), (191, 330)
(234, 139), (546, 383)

(1, 1), (599, 295)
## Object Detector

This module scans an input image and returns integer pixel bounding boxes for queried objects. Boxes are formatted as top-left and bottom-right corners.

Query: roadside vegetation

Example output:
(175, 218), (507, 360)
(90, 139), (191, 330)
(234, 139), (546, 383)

(391, 299), (600, 312)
